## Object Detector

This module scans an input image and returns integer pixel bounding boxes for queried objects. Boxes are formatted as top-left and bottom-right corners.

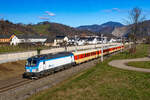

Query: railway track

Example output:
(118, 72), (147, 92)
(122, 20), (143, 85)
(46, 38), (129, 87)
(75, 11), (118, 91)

(0, 79), (33, 93)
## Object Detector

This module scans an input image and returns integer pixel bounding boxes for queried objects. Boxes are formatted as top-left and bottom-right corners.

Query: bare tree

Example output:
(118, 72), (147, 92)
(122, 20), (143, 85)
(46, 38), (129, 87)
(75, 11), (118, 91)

(127, 7), (146, 53)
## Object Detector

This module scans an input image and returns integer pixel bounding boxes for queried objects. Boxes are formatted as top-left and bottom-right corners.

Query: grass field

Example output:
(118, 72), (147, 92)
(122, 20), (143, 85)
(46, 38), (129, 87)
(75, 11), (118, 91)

(127, 61), (150, 69)
(0, 60), (25, 80)
(28, 44), (150, 100)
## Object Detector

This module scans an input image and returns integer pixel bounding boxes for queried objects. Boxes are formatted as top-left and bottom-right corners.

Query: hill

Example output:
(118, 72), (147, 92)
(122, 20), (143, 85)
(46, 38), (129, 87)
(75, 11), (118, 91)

(31, 21), (94, 39)
(0, 20), (94, 39)
(112, 20), (150, 37)
(0, 20), (36, 35)
(77, 21), (124, 34)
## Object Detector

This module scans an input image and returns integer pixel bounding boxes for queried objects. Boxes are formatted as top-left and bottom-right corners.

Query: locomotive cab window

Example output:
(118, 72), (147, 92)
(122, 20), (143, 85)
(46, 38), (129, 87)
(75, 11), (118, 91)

(26, 59), (37, 66)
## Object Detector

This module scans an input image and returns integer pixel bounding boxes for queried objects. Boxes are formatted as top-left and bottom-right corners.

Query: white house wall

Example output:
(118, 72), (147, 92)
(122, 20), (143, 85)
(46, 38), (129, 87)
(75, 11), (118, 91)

(26, 39), (47, 43)
(10, 36), (20, 45)
(64, 37), (69, 41)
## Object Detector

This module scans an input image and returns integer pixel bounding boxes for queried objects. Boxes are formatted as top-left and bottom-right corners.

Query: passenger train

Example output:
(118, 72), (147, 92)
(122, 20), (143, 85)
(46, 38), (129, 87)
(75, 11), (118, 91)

(23, 44), (124, 79)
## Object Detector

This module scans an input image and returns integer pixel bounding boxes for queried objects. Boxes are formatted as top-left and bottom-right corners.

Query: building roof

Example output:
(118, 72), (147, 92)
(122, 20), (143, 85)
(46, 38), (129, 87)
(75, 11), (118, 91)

(107, 38), (112, 41)
(29, 52), (73, 60)
(45, 38), (54, 43)
(16, 34), (47, 39)
(0, 34), (13, 39)
(69, 37), (75, 40)
(87, 37), (95, 41)
(56, 36), (67, 39)
(79, 37), (88, 41)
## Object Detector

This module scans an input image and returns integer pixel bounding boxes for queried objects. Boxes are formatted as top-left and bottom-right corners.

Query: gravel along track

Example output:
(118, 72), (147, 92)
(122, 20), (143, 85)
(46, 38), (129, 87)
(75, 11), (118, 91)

(0, 58), (101, 100)
(109, 57), (150, 73)
(0, 79), (33, 93)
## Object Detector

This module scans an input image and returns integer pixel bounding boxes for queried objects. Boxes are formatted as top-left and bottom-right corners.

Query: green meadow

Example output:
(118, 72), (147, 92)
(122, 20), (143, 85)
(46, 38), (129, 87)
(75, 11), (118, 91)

(28, 44), (150, 100)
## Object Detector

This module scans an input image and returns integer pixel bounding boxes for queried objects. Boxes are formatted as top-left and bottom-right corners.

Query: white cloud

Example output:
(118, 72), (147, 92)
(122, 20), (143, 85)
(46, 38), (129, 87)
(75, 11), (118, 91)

(38, 16), (50, 20)
(102, 8), (121, 13)
(103, 9), (112, 13)
(45, 11), (55, 16)
(112, 8), (121, 12)
(38, 11), (55, 20)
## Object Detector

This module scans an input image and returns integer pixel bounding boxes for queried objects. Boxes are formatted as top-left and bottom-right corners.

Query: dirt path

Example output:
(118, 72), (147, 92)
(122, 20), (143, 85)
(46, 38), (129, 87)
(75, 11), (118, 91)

(109, 57), (150, 73)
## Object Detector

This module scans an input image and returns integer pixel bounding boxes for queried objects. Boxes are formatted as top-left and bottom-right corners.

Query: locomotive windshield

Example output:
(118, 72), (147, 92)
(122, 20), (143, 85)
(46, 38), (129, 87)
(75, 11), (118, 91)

(26, 59), (37, 66)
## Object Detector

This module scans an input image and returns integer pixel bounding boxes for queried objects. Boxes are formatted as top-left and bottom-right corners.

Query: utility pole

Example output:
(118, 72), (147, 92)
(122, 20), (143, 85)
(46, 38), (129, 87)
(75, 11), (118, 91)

(101, 34), (103, 62)
(95, 36), (97, 49)
(65, 41), (67, 52)
(75, 35), (77, 52)
(121, 36), (123, 52)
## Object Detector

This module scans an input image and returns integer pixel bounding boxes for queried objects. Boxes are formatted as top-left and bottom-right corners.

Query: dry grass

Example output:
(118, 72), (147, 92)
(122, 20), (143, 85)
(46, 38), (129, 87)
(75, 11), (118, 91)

(0, 60), (25, 80)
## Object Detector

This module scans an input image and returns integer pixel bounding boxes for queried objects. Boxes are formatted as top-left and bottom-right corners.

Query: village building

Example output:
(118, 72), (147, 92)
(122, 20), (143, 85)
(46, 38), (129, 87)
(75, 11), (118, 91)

(87, 37), (98, 44)
(44, 38), (54, 46)
(10, 34), (47, 45)
(54, 36), (68, 46)
(0, 34), (15, 44)
(108, 38), (117, 43)
(68, 38), (76, 45)
(77, 37), (88, 45)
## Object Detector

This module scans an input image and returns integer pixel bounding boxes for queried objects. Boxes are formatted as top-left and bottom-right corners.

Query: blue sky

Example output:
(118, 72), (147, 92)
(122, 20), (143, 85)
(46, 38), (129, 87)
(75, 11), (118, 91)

(0, 0), (150, 27)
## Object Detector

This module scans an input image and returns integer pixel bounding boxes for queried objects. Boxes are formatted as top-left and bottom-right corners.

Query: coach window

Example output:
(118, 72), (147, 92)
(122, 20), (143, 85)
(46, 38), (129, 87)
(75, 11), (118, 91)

(77, 55), (79, 59)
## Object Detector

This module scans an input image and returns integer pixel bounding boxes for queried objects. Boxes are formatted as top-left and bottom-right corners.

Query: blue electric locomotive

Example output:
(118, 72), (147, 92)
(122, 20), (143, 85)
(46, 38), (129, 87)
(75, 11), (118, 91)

(23, 52), (75, 78)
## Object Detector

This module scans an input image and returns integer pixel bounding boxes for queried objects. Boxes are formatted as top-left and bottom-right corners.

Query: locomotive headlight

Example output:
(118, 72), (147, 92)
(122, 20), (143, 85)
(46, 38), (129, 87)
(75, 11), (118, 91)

(32, 69), (38, 72)
(26, 69), (30, 72)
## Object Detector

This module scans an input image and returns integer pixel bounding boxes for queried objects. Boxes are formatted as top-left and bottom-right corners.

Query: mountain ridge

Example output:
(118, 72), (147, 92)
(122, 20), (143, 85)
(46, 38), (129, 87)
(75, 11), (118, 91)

(77, 21), (124, 34)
